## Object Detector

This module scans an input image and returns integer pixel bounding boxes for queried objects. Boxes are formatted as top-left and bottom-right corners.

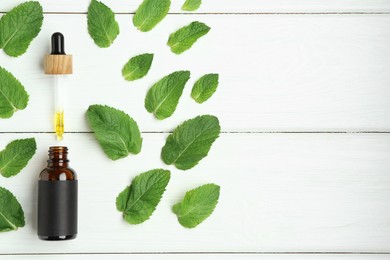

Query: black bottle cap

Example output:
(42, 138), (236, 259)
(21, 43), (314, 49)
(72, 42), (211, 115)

(51, 32), (66, 55)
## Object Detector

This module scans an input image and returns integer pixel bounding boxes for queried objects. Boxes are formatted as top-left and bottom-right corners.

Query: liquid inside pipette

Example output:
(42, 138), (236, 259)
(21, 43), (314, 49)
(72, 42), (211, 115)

(55, 111), (64, 141)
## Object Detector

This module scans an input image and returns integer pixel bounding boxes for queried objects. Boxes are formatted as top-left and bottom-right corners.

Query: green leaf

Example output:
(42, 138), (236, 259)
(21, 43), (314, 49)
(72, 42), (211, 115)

(0, 1), (43, 57)
(116, 169), (170, 224)
(167, 21), (210, 54)
(133, 0), (171, 32)
(161, 115), (220, 170)
(86, 105), (142, 160)
(0, 187), (25, 232)
(145, 71), (190, 120)
(191, 73), (219, 103)
(173, 184), (220, 228)
(0, 138), (36, 178)
(87, 0), (120, 48)
(0, 67), (29, 119)
(182, 0), (202, 11)
(122, 53), (154, 81)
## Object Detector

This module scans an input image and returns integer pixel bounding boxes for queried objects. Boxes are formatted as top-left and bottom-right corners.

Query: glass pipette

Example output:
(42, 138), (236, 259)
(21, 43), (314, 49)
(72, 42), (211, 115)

(54, 74), (64, 140)
(44, 32), (73, 141)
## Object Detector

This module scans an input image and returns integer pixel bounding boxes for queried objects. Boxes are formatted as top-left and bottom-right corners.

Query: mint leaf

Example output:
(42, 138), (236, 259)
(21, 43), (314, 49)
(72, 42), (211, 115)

(116, 169), (170, 224)
(0, 187), (25, 232)
(0, 138), (36, 178)
(161, 115), (220, 170)
(0, 66), (29, 119)
(87, 0), (119, 48)
(182, 0), (202, 11)
(167, 21), (210, 54)
(0, 1), (43, 57)
(122, 53), (154, 81)
(191, 73), (219, 103)
(86, 105), (142, 160)
(173, 184), (220, 228)
(133, 0), (171, 32)
(145, 71), (190, 120)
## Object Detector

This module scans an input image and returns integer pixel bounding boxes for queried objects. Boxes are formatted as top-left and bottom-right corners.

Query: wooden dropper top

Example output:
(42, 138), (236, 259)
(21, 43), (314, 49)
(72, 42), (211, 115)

(44, 32), (73, 75)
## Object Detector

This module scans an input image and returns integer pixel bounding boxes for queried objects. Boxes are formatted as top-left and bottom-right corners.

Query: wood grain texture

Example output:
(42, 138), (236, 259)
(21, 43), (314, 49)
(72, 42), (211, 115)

(0, 133), (389, 254)
(1, 0), (390, 13)
(44, 55), (73, 75)
(0, 1), (389, 258)
(0, 14), (389, 132)
(1, 254), (390, 259)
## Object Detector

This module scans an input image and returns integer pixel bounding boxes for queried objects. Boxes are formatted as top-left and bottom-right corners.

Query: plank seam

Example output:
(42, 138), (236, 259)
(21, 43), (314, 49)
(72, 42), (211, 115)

(1, 252), (390, 256)
(116, 12), (390, 15)
(1, 12), (390, 15)
(1, 131), (390, 134)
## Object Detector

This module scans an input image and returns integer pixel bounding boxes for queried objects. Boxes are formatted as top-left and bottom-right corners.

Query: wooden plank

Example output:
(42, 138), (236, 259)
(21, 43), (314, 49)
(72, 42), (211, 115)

(1, 254), (390, 260)
(0, 14), (389, 133)
(0, 133), (389, 253)
(1, 0), (390, 13)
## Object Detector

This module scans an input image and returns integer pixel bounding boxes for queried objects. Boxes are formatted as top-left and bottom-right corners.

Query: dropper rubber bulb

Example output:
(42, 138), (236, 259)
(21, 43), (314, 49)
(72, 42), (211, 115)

(51, 32), (66, 55)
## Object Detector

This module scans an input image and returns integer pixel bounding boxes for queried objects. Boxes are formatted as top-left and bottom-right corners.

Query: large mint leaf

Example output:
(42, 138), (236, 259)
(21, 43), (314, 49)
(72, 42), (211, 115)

(191, 73), (219, 103)
(0, 187), (25, 232)
(0, 1), (43, 57)
(86, 105), (142, 160)
(161, 115), (220, 170)
(122, 53), (154, 81)
(173, 184), (220, 228)
(0, 138), (36, 178)
(87, 0), (119, 48)
(116, 169), (170, 224)
(182, 0), (202, 11)
(0, 67), (29, 119)
(167, 21), (210, 54)
(145, 71), (190, 120)
(133, 0), (171, 32)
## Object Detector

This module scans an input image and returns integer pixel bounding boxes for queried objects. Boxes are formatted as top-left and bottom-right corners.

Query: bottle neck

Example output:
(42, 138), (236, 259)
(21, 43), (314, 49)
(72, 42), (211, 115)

(47, 146), (69, 168)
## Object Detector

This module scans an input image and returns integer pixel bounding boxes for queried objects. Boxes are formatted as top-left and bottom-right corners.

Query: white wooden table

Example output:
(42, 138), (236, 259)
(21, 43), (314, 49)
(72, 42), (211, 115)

(1, 0), (390, 259)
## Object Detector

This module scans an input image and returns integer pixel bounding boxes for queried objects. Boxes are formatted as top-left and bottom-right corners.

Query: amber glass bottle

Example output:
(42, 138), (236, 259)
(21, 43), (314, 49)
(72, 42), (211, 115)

(38, 146), (78, 240)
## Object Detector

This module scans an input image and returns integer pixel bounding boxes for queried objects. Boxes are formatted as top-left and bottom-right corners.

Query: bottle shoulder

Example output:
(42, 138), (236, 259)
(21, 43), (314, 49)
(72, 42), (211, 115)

(39, 167), (77, 181)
